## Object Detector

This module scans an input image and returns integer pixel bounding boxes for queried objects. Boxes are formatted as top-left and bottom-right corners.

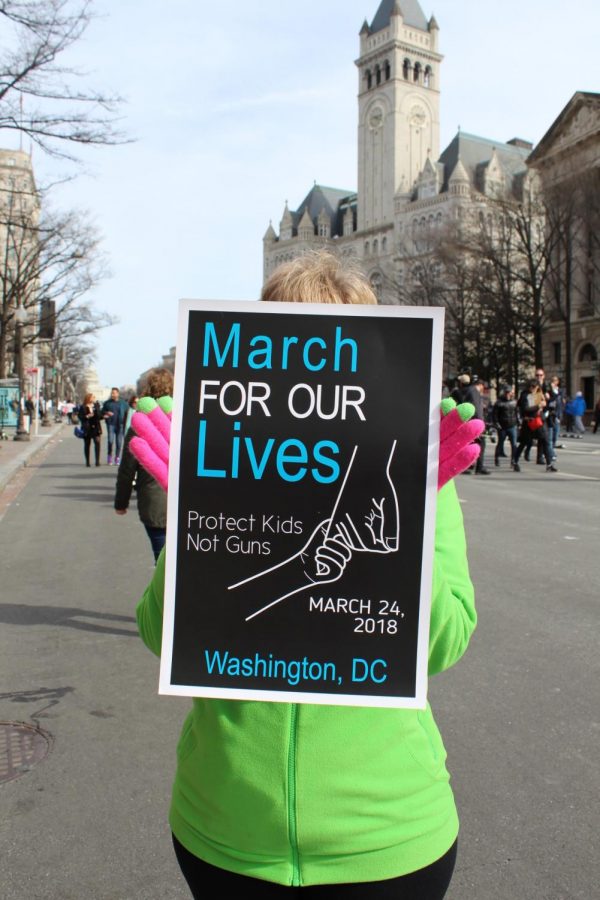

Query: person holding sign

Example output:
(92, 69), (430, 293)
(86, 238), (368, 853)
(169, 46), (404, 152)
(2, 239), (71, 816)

(133, 252), (481, 898)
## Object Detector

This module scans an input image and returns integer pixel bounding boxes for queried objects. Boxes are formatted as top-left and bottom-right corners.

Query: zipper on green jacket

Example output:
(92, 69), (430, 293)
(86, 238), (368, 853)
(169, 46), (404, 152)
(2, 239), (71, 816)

(287, 703), (301, 886)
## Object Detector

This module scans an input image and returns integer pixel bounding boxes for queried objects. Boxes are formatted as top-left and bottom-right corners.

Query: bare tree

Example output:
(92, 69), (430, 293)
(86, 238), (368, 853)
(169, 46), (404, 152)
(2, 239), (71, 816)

(390, 224), (505, 384)
(0, 0), (126, 159)
(0, 180), (115, 378)
(542, 168), (600, 395)
(47, 318), (97, 400)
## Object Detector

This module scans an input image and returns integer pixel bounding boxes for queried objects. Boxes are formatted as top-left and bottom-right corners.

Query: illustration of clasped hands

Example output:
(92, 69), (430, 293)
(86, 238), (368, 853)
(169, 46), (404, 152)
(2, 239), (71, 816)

(129, 397), (482, 621)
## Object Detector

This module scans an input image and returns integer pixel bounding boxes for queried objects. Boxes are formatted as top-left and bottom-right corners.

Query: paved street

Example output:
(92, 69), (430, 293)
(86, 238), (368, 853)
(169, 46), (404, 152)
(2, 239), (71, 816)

(1, 426), (598, 899)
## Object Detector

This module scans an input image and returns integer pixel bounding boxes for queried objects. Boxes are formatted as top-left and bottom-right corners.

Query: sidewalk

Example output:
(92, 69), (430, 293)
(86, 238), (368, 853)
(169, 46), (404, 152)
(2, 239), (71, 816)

(0, 419), (65, 493)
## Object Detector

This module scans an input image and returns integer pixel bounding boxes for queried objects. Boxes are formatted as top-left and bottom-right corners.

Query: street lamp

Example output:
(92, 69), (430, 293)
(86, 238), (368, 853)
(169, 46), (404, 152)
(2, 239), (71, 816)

(13, 304), (30, 442)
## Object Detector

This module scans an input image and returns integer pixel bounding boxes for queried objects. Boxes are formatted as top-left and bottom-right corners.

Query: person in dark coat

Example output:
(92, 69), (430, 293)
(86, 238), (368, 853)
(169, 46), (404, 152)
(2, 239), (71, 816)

(452, 372), (490, 475)
(114, 368), (173, 561)
(514, 379), (556, 472)
(79, 392), (102, 467)
(546, 375), (564, 460)
(492, 385), (519, 468)
(102, 387), (128, 466)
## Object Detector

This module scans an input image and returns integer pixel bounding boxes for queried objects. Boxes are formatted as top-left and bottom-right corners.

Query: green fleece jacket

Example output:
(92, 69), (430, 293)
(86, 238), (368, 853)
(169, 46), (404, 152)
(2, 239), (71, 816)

(137, 480), (476, 887)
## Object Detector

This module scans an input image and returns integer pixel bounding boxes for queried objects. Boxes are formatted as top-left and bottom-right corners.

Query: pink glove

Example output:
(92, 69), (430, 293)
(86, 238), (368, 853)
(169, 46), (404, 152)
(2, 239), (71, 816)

(129, 395), (483, 494)
(129, 396), (173, 492)
(438, 398), (484, 489)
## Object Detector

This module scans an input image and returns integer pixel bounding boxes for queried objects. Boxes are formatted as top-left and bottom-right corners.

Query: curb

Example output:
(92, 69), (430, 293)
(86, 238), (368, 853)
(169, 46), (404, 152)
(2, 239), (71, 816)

(0, 422), (64, 494)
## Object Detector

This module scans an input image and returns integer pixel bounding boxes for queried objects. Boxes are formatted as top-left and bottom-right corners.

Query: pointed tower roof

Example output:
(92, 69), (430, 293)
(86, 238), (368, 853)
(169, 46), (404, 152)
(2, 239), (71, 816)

(448, 157), (470, 185)
(370, 0), (428, 33)
(263, 221), (276, 242)
(280, 201), (293, 224)
(298, 208), (313, 228)
(421, 156), (438, 178)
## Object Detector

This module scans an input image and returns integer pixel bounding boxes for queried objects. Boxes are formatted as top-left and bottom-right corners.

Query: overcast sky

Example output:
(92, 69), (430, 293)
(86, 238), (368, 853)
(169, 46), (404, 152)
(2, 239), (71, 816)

(7, 0), (599, 389)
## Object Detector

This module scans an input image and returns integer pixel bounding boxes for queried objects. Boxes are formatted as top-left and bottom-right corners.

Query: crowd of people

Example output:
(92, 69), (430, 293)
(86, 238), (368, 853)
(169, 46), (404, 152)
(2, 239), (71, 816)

(446, 366), (593, 475)
(72, 375), (171, 563)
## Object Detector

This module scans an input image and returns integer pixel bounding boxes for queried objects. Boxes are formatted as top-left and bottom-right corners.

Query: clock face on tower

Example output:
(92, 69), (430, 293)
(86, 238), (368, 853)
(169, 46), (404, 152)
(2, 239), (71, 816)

(368, 106), (384, 130)
(409, 105), (427, 129)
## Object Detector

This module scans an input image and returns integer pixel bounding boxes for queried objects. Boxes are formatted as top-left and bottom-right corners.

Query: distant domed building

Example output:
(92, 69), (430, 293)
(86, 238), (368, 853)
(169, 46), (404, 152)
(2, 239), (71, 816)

(83, 368), (110, 402)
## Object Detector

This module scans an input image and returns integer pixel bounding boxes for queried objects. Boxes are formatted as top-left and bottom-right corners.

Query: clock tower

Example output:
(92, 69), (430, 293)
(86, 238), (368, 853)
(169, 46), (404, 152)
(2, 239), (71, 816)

(357, 1), (442, 230)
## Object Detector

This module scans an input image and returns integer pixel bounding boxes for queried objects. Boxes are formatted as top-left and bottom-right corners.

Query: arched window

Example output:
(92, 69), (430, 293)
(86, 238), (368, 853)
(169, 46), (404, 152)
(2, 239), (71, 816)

(424, 66), (432, 87)
(403, 58), (410, 80)
(384, 60), (391, 80)
(579, 343), (598, 362)
(366, 69), (372, 90)
(364, 241), (370, 255)
(382, 236), (387, 252)
(413, 62), (421, 83)
(373, 239), (378, 254)
(436, 212), (443, 228)
(375, 65), (381, 85)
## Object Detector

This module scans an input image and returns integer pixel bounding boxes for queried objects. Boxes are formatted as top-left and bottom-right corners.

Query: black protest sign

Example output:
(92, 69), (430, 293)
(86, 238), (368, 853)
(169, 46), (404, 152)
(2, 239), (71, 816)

(161, 300), (444, 708)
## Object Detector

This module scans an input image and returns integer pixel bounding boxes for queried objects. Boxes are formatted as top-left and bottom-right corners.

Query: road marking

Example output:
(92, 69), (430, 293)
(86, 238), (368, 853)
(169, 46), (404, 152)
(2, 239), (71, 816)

(553, 472), (599, 481)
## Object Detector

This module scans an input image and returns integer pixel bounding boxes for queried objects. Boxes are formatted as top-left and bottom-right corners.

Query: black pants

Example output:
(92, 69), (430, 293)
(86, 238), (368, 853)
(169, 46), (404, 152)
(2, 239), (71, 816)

(515, 425), (550, 466)
(83, 435), (100, 465)
(172, 834), (457, 899)
(474, 434), (486, 471)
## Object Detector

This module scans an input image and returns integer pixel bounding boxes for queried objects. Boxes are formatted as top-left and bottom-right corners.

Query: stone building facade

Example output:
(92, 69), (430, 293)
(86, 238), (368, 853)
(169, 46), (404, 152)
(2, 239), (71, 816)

(0, 148), (40, 388)
(527, 92), (600, 409)
(263, 0), (533, 308)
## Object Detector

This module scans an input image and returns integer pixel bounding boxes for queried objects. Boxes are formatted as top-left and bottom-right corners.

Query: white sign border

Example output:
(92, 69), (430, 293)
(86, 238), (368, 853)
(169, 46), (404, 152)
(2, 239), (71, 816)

(160, 299), (444, 709)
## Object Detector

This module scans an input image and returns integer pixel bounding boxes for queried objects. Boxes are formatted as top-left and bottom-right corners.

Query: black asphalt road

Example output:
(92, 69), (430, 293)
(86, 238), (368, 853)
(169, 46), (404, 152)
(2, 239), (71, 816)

(1, 429), (598, 899)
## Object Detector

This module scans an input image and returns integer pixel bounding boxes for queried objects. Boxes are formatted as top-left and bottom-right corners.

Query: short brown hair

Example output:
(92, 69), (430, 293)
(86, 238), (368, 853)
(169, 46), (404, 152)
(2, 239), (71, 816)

(261, 250), (377, 306)
(141, 367), (174, 399)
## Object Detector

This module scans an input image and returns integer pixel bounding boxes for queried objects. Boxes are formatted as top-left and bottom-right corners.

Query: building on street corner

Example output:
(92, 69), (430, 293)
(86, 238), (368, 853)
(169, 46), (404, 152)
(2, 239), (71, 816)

(527, 92), (600, 409)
